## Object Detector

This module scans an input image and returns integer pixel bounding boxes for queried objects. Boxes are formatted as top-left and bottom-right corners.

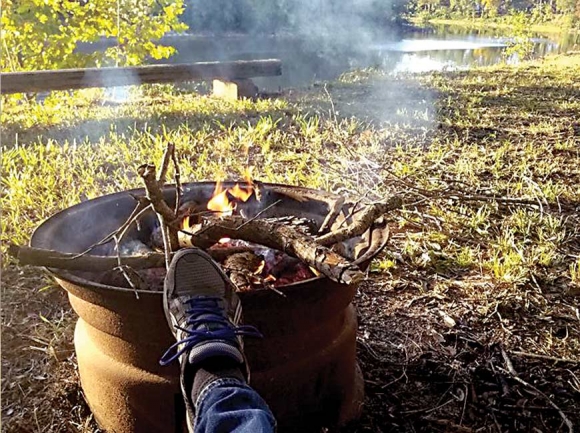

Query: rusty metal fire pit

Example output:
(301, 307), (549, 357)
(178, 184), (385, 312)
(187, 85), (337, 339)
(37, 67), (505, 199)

(31, 182), (389, 433)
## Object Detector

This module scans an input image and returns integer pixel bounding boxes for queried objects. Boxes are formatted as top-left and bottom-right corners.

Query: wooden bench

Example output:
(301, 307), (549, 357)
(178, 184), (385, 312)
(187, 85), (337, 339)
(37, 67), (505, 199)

(0, 59), (282, 99)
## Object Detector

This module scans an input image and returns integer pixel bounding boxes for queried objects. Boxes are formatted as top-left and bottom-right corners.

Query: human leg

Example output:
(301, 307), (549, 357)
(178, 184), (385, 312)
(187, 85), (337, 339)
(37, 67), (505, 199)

(159, 248), (276, 433)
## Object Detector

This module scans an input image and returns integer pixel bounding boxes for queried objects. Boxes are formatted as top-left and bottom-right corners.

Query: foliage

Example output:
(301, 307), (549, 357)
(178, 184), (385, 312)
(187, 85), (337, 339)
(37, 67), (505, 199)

(408, 0), (580, 28)
(0, 0), (188, 72)
(504, 11), (535, 60)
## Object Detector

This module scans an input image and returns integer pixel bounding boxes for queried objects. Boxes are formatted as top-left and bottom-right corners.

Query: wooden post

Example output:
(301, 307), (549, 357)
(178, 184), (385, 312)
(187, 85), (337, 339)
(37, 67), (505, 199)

(212, 78), (259, 100)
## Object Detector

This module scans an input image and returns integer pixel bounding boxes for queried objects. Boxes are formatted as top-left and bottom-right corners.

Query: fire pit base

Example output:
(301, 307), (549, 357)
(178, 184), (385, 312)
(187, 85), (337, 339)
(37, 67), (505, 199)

(60, 276), (363, 433)
(31, 183), (386, 432)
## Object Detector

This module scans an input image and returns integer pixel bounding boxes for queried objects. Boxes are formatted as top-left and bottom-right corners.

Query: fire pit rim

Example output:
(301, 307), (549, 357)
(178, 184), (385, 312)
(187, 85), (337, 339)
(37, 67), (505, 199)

(31, 180), (369, 295)
(46, 268), (325, 296)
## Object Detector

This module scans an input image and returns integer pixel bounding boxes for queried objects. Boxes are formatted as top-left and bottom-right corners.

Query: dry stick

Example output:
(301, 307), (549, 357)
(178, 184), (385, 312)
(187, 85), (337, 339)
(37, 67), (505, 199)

(352, 218), (390, 266)
(138, 163), (179, 259)
(189, 215), (364, 285)
(500, 346), (574, 433)
(316, 196), (403, 247)
(71, 195), (151, 258)
(113, 204), (153, 295)
(155, 145), (179, 269)
(254, 181), (345, 209)
(337, 192), (373, 230)
(448, 194), (541, 207)
(7, 244), (167, 271)
(318, 196), (346, 234)
(509, 350), (580, 365)
(171, 149), (183, 215)
(157, 143), (174, 187)
(138, 164), (177, 227)
(7, 245), (254, 271)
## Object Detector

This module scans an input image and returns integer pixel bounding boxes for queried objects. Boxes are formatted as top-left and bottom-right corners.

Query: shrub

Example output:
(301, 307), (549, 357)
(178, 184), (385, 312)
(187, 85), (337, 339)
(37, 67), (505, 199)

(1, 0), (188, 72)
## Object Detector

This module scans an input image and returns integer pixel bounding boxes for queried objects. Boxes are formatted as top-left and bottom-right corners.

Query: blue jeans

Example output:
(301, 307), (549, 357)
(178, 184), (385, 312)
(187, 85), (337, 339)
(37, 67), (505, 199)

(194, 377), (276, 433)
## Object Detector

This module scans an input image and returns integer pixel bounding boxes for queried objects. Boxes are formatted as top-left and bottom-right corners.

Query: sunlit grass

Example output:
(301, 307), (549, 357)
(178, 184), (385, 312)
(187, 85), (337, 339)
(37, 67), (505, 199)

(2, 53), (579, 294)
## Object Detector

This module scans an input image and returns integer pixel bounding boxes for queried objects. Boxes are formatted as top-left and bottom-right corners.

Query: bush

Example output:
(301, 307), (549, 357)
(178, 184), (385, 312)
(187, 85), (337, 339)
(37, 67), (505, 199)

(1, 0), (188, 72)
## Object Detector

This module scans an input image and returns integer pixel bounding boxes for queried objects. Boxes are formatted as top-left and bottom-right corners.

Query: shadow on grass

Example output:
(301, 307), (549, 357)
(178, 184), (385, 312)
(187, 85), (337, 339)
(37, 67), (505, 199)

(1, 96), (295, 148)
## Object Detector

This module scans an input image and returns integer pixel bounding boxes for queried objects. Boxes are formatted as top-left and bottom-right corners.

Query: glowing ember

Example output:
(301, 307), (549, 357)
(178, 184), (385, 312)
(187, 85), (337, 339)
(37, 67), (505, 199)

(254, 260), (266, 275)
(263, 274), (277, 283)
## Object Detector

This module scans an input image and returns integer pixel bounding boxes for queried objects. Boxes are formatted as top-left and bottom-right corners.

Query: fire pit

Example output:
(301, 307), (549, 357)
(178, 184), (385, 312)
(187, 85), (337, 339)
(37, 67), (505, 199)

(29, 181), (391, 432)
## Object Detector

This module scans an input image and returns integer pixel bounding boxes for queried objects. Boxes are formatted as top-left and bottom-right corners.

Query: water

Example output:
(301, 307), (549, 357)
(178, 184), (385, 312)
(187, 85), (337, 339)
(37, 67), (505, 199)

(161, 25), (579, 89)
(78, 24), (580, 88)
(379, 25), (580, 74)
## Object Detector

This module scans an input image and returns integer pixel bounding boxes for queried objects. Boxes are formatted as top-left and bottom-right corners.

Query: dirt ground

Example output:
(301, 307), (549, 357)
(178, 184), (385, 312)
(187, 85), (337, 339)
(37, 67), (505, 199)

(2, 261), (578, 432)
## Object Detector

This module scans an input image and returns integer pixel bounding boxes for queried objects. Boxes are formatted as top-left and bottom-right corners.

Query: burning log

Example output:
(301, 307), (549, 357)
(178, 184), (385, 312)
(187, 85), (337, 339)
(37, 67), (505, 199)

(222, 251), (264, 290)
(185, 215), (365, 286)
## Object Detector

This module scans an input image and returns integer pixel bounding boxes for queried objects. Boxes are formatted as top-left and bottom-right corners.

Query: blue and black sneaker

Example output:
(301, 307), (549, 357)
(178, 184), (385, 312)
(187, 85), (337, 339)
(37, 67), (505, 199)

(159, 248), (262, 429)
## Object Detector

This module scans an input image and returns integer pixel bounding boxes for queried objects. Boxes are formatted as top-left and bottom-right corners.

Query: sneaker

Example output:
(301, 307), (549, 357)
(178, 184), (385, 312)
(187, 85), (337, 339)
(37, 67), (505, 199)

(159, 248), (262, 428)
(159, 248), (261, 368)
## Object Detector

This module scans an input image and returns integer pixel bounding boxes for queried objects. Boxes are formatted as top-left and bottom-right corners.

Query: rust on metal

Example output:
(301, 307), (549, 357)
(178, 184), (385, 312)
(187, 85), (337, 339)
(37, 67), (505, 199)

(31, 182), (387, 432)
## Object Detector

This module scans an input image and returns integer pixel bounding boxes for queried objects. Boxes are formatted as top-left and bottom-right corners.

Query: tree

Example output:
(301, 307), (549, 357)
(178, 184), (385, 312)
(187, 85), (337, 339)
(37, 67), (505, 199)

(1, 0), (188, 72)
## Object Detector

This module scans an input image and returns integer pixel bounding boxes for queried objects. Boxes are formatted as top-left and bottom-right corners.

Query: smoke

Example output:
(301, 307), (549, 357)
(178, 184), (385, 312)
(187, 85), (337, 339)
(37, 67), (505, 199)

(185, 0), (404, 54)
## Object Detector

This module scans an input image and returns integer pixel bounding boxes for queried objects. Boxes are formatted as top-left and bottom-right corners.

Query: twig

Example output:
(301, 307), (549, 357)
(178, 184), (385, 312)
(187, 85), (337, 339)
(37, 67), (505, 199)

(316, 196), (402, 246)
(114, 265), (147, 296)
(509, 350), (580, 365)
(401, 398), (455, 415)
(71, 195), (151, 258)
(171, 147), (183, 215)
(157, 214), (172, 269)
(500, 346), (574, 433)
(337, 193), (371, 230)
(112, 204), (152, 296)
(423, 417), (475, 433)
(157, 143), (174, 187)
(446, 193), (540, 207)
(318, 196), (346, 234)
(138, 163), (178, 251)
(235, 200), (282, 229)
(352, 217), (390, 266)
(7, 245), (255, 271)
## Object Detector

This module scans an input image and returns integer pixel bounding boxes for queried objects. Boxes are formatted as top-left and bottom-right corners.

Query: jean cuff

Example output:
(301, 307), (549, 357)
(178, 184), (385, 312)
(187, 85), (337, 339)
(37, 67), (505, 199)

(194, 377), (246, 425)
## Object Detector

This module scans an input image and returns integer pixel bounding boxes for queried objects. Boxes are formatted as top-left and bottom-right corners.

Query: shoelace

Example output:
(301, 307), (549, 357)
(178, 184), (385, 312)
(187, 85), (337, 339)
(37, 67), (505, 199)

(159, 297), (262, 366)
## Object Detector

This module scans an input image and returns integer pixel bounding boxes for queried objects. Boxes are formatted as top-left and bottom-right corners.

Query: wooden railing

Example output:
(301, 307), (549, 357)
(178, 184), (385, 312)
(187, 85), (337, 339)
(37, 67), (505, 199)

(0, 59), (282, 95)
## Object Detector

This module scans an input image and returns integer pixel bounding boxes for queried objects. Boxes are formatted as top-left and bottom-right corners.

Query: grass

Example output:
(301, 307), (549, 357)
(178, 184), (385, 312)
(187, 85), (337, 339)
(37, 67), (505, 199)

(2, 53), (580, 432)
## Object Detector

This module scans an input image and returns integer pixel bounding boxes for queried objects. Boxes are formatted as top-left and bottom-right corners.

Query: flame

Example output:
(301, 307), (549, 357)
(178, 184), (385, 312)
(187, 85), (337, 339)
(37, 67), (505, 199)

(309, 267), (321, 277)
(229, 184), (253, 202)
(181, 216), (190, 230)
(206, 177), (254, 215)
(254, 260), (266, 275)
(207, 181), (235, 215)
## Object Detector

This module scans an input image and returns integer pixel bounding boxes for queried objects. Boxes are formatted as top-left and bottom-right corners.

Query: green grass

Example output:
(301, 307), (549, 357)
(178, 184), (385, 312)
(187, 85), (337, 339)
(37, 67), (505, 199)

(1, 53), (579, 432)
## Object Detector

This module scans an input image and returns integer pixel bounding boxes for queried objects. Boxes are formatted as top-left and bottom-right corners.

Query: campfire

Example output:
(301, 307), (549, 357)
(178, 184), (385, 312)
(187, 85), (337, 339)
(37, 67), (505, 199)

(174, 178), (322, 292)
(10, 145), (402, 293)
